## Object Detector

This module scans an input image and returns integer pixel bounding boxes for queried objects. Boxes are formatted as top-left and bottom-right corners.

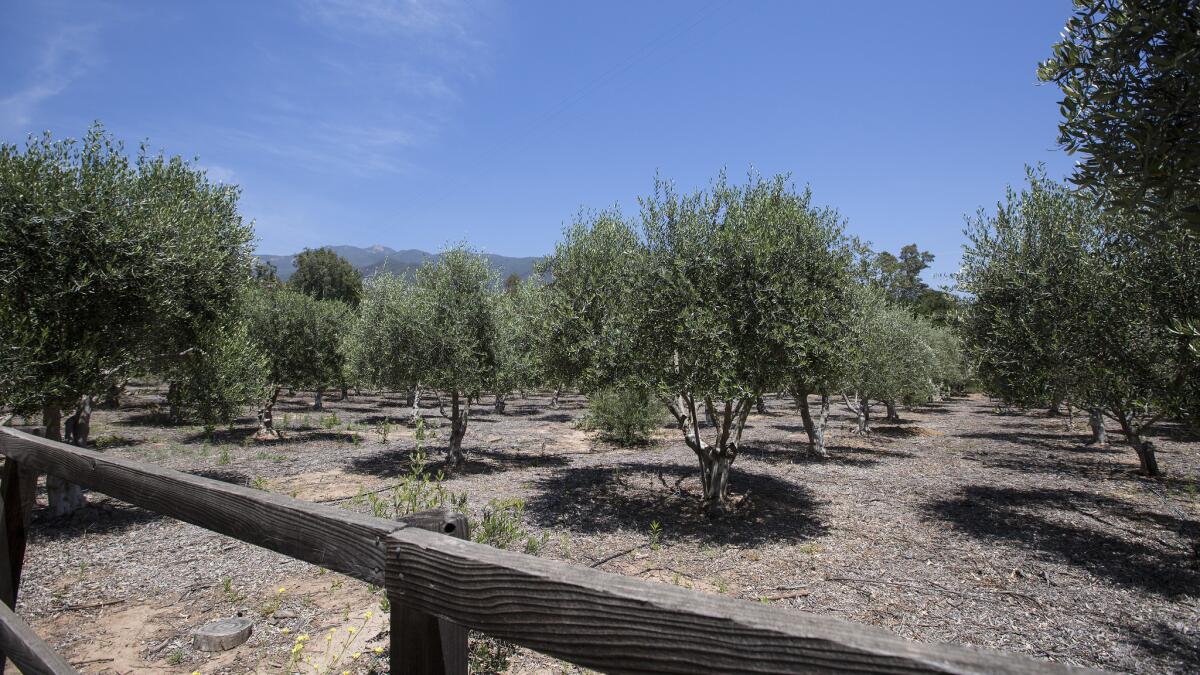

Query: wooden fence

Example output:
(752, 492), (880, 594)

(0, 426), (1103, 674)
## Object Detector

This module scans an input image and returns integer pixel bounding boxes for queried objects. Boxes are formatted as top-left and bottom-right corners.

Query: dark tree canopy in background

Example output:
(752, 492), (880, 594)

(868, 244), (960, 324)
(288, 247), (364, 306)
(1039, 0), (1200, 233)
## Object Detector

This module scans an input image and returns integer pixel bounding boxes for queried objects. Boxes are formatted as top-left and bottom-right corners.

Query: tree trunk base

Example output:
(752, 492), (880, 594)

(46, 476), (87, 518)
(254, 427), (282, 441)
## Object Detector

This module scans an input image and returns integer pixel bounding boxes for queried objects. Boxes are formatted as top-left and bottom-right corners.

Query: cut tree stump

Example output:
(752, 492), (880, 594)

(192, 617), (253, 652)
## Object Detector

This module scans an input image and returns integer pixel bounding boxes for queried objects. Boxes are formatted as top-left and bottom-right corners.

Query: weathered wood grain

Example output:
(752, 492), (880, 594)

(0, 458), (30, 609)
(0, 427), (1111, 675)
(387, 528), (1104, 675)
(391, 511), (469, 675)
(0, 427), (402, 585)
(0, 602), (78, 674)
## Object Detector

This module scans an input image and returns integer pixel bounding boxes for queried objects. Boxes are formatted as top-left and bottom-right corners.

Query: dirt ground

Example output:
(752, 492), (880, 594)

(7, 385), (1198, 674)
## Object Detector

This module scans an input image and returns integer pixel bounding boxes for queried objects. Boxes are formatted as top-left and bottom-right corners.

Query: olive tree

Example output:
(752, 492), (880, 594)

(917, 320), (970, 399)
(545, 173), (851, 510)
(535, 209), (638, 407)
(348, 248), (499, 465)
(413, 248), (499, 465)
(244, 286), (350, 436)
(0, 126), (254, 514)
(492, 277), (546, 413)
(343, 273), (426, 421)
(167, 320), (270, 428)
(961, 170), (1199, 475)
(839, 286), (937, 433)
(1073, 223), (1199, 475)
(768, 194), (856, 459)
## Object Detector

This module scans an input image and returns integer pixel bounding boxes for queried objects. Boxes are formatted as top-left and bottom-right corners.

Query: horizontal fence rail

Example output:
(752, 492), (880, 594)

(0, 427), (1104, 674)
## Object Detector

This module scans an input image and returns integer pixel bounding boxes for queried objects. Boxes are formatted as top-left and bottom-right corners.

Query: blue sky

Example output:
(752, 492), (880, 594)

(1, 1), (1076, 284)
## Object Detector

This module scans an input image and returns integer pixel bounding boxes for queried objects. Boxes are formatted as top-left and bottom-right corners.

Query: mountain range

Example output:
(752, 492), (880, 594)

(256, 245), (544, 282)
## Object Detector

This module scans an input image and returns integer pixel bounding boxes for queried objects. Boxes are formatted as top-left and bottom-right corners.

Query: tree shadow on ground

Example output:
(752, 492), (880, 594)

(925, 485), (1199, 597)
(870, 424), (929, 438)
(31, 500), (165, 541)
(903, 403), (956, 414)
(111, 412), (175, 428)
(525, 461), (827, 547)
(328, 404), (383, 414)
(345, 445), (570, 479)
(1120, 620), (1200, 672)
(735, 442), (891, 467)
(243, 431), (362, 447)
(964, 450), (1140, 482)
(188, 468), (251, 485)
(957, 430), (1124, 454)
(530, 413), (573, 423)
(181, 426), (260, 445)
(1148, 421), (1200, 443)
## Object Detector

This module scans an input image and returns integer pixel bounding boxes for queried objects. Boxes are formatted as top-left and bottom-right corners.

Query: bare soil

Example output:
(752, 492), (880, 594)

(8, 386), (1199, 674)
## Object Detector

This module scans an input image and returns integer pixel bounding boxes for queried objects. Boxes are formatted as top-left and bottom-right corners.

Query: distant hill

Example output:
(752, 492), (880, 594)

(256, 245), (543, 282)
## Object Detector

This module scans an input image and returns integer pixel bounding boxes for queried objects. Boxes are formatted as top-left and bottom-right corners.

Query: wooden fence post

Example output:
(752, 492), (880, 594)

(0, 457), (31, 675)
(389, 510), (469, 675)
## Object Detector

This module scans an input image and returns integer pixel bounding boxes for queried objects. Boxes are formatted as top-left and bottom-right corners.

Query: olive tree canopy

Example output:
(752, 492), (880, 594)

(347, 247), (499, 466)
(0, 124), (255, 514)
(1039, 0), (1200, 232)
(244, 285), (350, 436)
(961, 169), (1199, 476)
(544, 172), (854, 511)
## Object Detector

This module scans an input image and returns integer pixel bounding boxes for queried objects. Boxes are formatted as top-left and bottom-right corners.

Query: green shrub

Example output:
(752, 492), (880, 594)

(582, 385), (666, 445)
(473, 498), (529, 550)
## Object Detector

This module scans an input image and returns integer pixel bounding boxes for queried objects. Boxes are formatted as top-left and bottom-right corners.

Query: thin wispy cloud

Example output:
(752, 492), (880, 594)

(0, 25), (100, 136)
(300, 0), (476, 40)
(209, 0), (497, 177)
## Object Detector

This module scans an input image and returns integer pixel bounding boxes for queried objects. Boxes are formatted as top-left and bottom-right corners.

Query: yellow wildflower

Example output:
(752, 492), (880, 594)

(373, 647), (383, 655)
(277, 586), (286, 594)
(364, 610), (373, 619)
(352, 651), (361, 659)
(347, 626), (357, 634)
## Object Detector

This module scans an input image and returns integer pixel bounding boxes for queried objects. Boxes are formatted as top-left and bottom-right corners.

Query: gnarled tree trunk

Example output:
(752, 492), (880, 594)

(494, 392), (506, 414)
(409, 385), (422, 424)
(313, 388), (324, 410)
(167, 381), (182, 422)
(1087, 408), (1106, 446)
(755, 396), (767, 415)
(665, 393), (752, 515)
(884, 400), (899, 421)
(447, 390), (469, 467)
(793, 384), (831, 458)
(1113, 410), (1161, 477)
(550, 385), (562, 410)
(44, 402), (87, 517)
(103, 382), (123, 409)
(843, 392), (871, 435)
(64, 395), (93, 446)
(257, 387), (282, 439)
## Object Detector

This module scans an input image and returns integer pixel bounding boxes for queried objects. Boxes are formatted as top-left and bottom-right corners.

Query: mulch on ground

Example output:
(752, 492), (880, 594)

(9, 386), (1198, 674)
